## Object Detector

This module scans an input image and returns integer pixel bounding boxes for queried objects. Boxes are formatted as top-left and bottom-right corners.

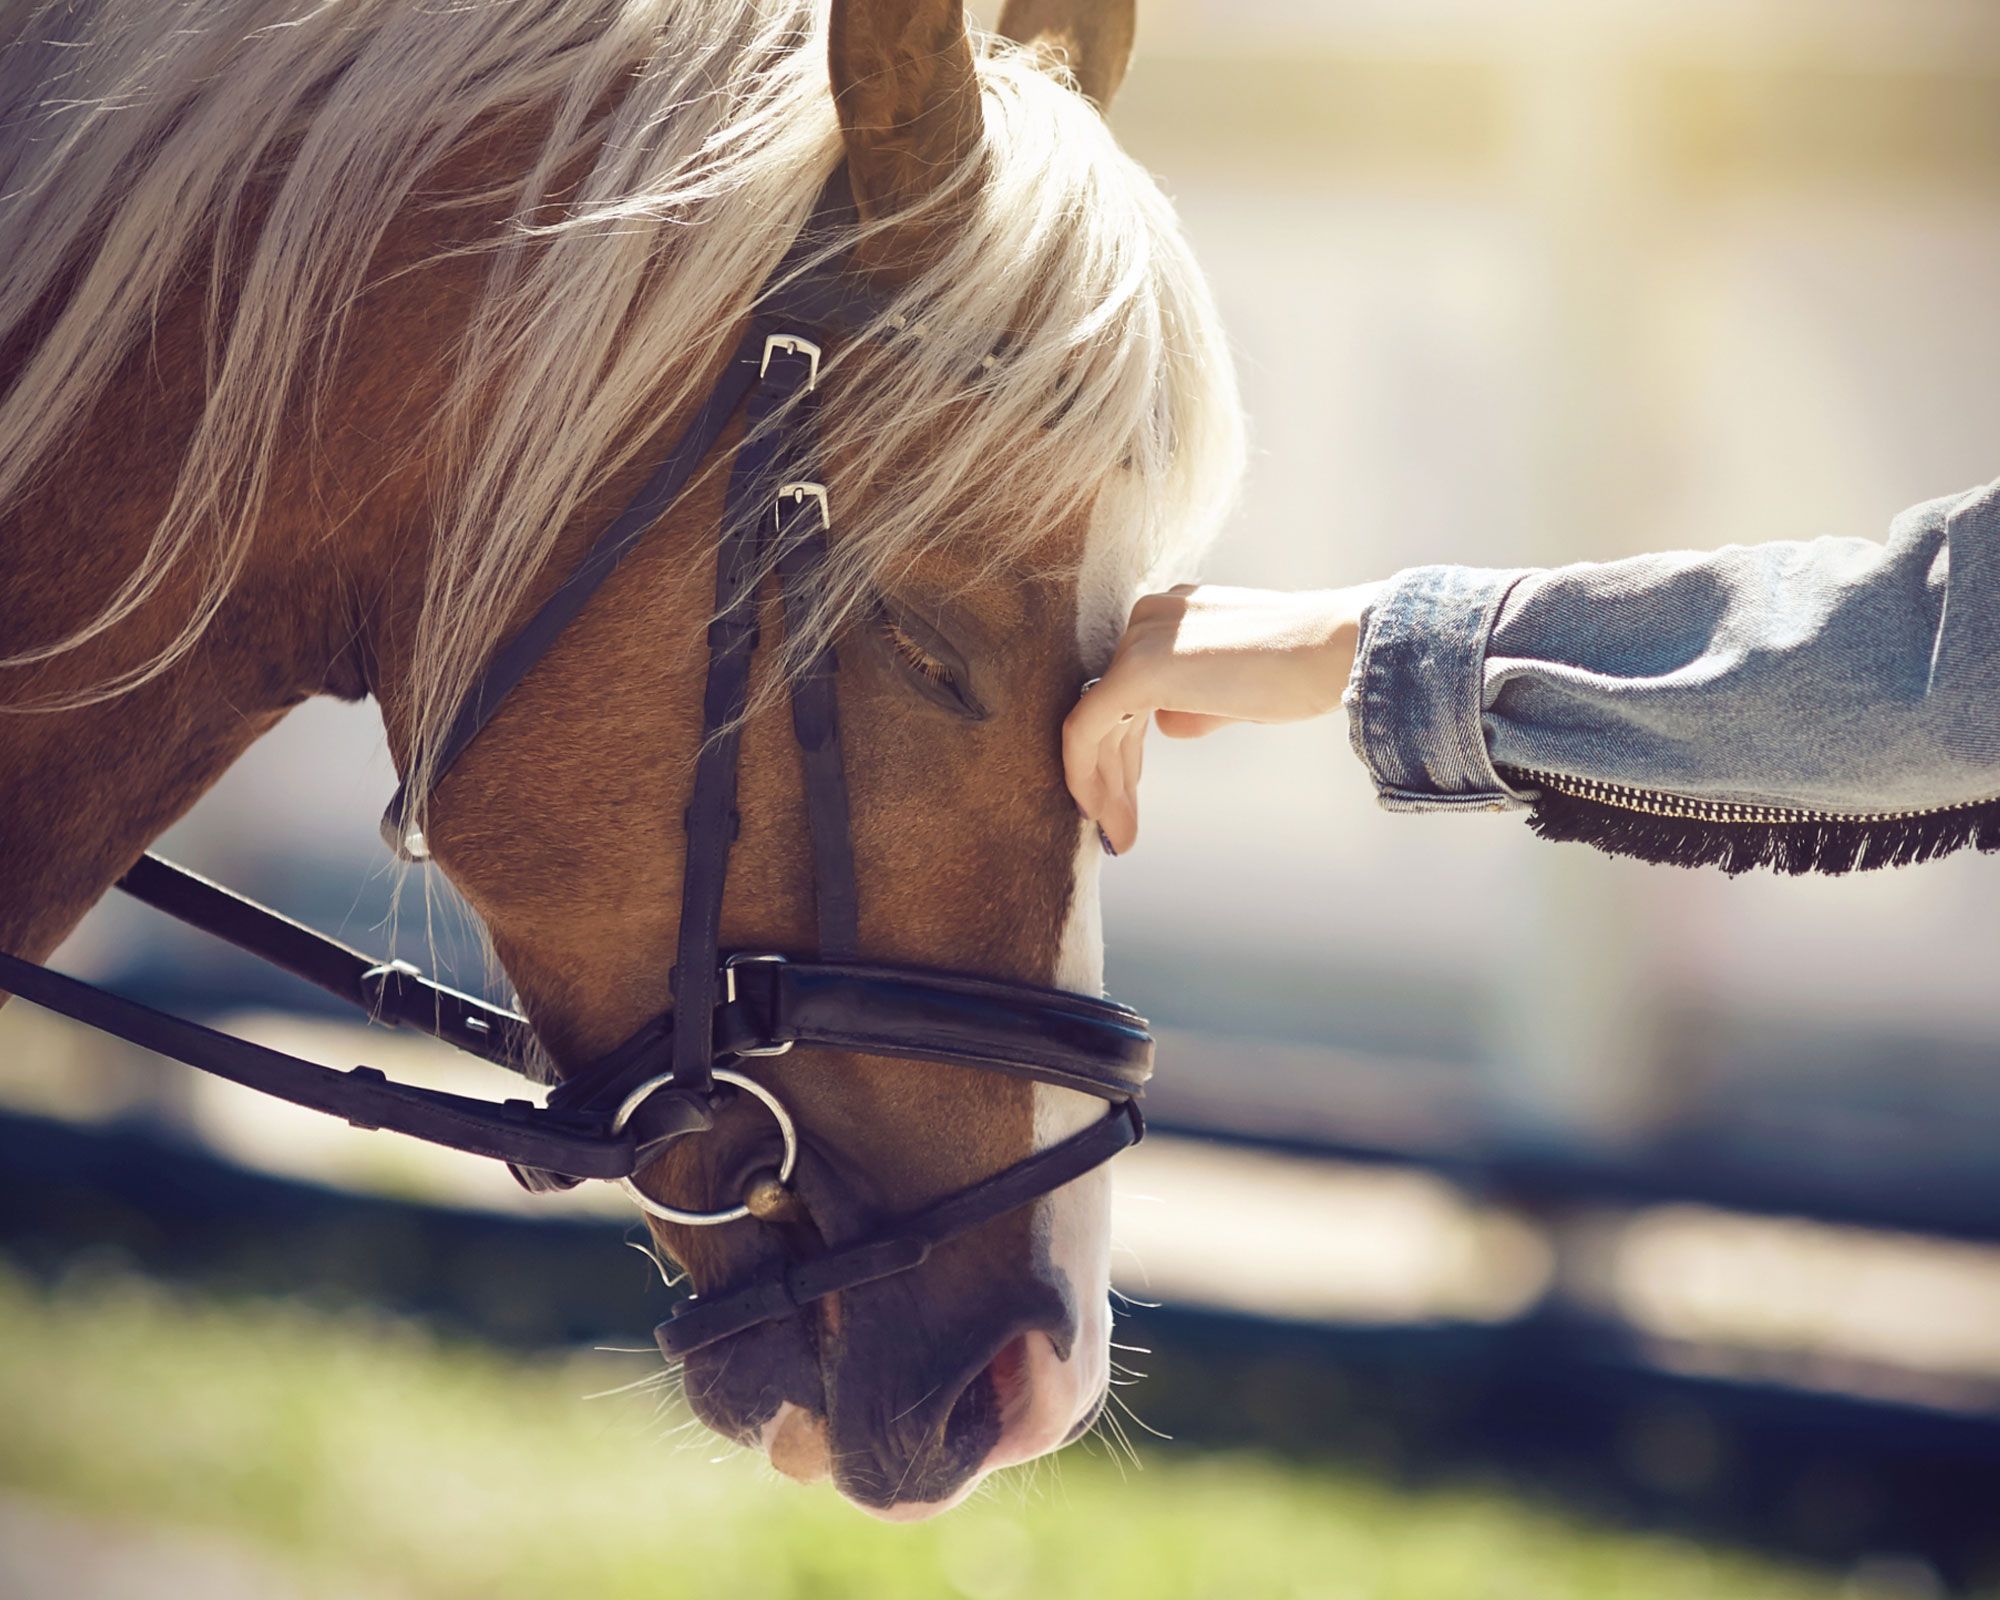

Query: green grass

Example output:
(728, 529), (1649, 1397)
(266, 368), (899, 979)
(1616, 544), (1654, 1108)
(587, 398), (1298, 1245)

(0, 1261), (1859, 1600)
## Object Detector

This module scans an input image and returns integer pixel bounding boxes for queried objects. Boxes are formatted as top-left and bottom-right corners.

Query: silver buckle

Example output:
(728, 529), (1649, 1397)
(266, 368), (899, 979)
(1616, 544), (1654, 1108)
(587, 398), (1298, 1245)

(723, 953), (794, 1056)
(773, 480), (830, 532)
(759, 332), (821, 391)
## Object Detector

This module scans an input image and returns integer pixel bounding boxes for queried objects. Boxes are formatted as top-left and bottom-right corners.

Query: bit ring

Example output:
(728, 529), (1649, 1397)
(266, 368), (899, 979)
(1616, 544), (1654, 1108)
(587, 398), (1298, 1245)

(612, 1067), (798, 1226)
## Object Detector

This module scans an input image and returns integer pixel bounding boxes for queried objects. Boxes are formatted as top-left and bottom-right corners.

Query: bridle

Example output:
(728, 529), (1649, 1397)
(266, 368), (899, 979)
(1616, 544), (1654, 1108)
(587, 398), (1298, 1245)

(0, 178), (1150, 1361)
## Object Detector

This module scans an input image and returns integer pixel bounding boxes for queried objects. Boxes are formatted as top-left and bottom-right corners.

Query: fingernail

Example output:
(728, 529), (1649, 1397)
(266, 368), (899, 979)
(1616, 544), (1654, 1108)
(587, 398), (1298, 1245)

(1099, 826), (1118, 858)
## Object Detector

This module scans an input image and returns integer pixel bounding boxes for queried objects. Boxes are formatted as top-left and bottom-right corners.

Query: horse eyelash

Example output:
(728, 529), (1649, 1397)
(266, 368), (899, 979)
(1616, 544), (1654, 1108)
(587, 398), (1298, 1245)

(879, 618), (957, 686)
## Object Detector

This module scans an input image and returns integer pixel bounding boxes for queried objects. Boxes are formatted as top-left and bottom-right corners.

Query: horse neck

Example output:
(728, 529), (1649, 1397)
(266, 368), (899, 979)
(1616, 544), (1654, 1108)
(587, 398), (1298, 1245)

(0, 494), (387, 963)
(0, 266), (418, 962)
(0, 103), (585, 962)
(0, 111), (686, 962)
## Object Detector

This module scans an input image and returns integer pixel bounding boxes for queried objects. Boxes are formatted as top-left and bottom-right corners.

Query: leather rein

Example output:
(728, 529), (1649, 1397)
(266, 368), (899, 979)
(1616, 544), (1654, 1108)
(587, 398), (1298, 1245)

(0, 180), (1151, 1361)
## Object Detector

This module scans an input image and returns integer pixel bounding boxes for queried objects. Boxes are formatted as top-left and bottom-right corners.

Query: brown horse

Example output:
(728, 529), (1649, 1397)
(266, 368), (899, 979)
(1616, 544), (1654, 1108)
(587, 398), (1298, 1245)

(0, 0), (1240, 1516)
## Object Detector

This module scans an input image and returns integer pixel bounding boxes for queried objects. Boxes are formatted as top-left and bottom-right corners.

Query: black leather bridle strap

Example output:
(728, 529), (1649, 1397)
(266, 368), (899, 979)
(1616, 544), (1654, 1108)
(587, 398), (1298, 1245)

(379, 324), (772, 855)
(664, 341), (821, 1095)
(377, 184), (882, 856)
(715, 959), (1153, 1098)
(114, 854), (531, 1067)
(0, 944), (637, 1177)
(773, 486), (860, 957)
(656, 1100), (1143, 1358)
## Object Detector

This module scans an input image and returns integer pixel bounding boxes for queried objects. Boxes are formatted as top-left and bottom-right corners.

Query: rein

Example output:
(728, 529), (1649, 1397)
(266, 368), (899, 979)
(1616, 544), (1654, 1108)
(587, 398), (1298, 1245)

(0, 177), (1151, 1360)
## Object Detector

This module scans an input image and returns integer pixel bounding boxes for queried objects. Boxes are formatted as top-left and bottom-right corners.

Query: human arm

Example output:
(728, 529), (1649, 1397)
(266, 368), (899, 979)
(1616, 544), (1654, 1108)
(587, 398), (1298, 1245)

(1066, 480), (2000, 871)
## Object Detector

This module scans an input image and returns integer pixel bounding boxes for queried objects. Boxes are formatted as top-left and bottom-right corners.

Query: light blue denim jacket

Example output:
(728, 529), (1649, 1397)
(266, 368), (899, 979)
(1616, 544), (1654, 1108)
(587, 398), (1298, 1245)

(1345, 478), (2000, 817)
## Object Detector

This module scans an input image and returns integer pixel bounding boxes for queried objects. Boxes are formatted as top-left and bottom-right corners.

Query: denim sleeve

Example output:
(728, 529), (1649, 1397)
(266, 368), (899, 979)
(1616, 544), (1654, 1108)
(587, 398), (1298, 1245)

(1344, 478), (2000, 815)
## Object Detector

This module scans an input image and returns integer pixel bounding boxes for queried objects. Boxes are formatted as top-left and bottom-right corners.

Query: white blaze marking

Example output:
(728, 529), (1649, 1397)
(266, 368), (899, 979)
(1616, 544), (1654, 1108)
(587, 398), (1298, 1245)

(1031, 481), (1150, 1432)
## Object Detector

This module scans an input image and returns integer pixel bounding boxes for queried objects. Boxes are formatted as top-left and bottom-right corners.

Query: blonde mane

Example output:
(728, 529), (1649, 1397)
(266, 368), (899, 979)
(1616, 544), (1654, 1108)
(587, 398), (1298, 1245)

(0, 0), (1243, 822)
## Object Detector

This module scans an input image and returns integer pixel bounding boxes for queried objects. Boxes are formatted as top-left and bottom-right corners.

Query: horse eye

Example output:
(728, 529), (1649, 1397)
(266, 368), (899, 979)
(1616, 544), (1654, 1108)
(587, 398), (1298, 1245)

(875, 612), (987, 720)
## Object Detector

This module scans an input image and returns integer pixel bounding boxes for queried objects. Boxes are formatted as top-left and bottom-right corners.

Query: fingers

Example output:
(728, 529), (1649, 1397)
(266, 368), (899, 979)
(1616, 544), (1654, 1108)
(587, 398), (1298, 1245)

(1067, 581), (1382, 848)
(1062, 656), (1148, 820)
(1091, 721), (1132, 852)
(1084, 711), (1148, 856)
(1107, 713), (1145, 853)
(1061, 585), (1196, 844)
(1131, 586), (1195, 621)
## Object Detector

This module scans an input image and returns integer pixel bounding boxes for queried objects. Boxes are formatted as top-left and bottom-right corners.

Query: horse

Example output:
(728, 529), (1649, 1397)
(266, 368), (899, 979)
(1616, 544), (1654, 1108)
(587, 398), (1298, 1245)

(0, 0), (1241, 1517)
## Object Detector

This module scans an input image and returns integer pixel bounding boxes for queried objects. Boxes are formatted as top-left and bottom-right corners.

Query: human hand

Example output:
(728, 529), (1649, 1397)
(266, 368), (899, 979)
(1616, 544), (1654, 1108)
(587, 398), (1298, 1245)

(1064, 583), (1382, 853)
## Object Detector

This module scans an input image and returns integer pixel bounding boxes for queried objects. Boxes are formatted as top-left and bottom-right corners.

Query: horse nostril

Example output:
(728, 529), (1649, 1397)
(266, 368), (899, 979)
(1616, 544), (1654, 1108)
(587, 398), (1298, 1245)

(837, 1325), (1078, 1513)
(938, 1333), (1030, 1462)
(938, 1332), (1034, 1462)
(984, 1333), (1032, 1421)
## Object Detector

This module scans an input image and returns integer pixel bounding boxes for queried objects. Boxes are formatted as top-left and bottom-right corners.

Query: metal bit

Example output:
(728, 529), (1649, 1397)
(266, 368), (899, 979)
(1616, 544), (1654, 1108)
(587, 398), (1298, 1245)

(742, 1168), (805, 1224)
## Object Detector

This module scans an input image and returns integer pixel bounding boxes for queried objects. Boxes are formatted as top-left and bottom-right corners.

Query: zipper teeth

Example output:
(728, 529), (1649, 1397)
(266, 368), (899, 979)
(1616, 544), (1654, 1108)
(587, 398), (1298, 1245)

(1502, 767), (1992, 828)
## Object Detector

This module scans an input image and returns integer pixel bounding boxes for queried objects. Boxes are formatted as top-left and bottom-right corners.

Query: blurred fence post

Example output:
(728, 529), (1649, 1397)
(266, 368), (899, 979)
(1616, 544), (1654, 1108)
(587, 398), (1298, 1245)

(1482, 14), (1674, 1155)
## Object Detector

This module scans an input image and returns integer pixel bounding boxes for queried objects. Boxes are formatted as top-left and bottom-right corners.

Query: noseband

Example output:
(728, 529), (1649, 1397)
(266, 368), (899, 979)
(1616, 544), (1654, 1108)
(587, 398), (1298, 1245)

(0, 178), (1149, 1360)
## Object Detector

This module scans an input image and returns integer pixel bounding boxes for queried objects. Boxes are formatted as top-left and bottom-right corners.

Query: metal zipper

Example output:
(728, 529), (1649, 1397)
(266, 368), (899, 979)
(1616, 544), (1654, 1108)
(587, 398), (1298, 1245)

(1500, 767), (1995, 828)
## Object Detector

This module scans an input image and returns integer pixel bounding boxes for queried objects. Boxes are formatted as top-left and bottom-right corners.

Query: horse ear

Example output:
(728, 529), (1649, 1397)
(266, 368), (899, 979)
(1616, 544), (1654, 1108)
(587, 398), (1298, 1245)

(995, 0), (1134, 111)
(829, 0), (983, 234)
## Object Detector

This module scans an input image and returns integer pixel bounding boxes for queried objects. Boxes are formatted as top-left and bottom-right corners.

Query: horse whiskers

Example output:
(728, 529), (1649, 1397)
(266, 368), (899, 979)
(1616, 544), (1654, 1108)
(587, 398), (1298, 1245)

(1012, 1447), (1068, 1510)
(993, 1455), (1036, 1507)
(623, 1235), (684, 1289)
(890, 1419), (933, 1507)
(650, 1386), (686, 1420)
(579, 1366), (683, 1402)
(888, 1381), (944, 1426)
(1107, 1384), (1171, 1443)
(658, 1411), (713, 1453)
(1082, 1418), (1133, 1480)
(1096, 1401), (1143, 1474)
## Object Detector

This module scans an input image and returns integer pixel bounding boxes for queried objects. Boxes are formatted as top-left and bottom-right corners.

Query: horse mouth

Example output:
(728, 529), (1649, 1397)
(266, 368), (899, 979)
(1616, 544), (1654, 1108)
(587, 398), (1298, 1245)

(762, 1401), (834, 1484)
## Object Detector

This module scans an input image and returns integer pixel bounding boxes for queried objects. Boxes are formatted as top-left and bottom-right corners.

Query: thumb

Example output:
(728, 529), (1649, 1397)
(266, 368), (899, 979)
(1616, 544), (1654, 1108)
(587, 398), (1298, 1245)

(1154, 708), (1235, 739)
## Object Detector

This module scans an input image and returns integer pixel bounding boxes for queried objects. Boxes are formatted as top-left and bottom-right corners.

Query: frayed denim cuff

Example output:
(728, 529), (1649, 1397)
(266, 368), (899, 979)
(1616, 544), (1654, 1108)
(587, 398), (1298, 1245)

(1344, 565), (1535, 813)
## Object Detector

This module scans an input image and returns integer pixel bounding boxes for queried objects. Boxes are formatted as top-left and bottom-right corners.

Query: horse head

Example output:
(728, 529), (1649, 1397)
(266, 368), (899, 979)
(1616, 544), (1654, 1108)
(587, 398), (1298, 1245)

(0, 0), (1240, 1519)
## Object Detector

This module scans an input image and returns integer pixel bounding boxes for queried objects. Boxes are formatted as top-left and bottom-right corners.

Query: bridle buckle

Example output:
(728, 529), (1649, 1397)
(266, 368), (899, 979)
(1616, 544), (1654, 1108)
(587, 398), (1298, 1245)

(724, 952), (795, 1057)
(773, 480), (830, 533)
(759, 332), (822, 391)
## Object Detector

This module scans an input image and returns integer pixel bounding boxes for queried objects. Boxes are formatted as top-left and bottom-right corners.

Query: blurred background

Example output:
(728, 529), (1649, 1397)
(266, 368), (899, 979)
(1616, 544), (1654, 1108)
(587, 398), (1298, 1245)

(5, 0), (2000, 1595)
